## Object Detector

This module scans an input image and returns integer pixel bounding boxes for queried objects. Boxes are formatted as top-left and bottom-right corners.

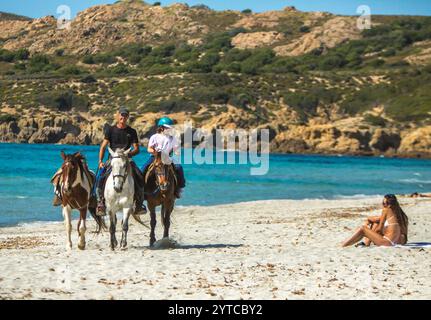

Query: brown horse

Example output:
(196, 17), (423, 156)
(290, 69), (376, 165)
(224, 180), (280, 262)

(144, 152), (177, 247)
(52, 151), (105, 250)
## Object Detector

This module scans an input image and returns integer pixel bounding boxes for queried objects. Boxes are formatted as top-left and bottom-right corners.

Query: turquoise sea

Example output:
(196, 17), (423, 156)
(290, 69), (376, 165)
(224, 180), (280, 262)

(0, 142), (430, 227)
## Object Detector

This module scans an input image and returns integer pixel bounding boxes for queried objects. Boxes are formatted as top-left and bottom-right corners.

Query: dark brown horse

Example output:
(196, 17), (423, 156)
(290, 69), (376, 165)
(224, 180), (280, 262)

(52, 151), (105, 250)
(144, 152), (177, 247)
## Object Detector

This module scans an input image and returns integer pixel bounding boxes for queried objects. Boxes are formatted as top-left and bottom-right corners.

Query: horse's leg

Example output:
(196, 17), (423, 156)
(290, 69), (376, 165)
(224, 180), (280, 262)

(120, 207), (132, 249)
(62, 205), (72, 250)
(149, 204), (157, 247)
(162, 202), (172, 239)
(109, 210), (118, 250)
(77, 207), (87, 250)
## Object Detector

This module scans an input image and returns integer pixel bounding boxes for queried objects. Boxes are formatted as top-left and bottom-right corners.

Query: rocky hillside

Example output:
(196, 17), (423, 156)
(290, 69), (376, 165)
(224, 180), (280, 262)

(1, 1), (431, 158)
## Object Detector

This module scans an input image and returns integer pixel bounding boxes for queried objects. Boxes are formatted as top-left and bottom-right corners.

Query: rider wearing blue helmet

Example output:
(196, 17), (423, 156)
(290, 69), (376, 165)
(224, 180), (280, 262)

(141, 117), (186, 198)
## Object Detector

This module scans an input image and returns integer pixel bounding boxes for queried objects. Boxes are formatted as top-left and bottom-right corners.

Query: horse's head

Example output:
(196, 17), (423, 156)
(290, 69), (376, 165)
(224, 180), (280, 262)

(61, 151), (82, 195)
(108, 147), (131, 193)
(154, 151), (170, 194)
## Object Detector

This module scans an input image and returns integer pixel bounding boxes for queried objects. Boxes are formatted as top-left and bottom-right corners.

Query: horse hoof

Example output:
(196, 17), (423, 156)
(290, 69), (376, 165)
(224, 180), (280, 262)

(150, 240), (156, 247)
(78, 243), (86, 250)
(66, 243), (72, 251)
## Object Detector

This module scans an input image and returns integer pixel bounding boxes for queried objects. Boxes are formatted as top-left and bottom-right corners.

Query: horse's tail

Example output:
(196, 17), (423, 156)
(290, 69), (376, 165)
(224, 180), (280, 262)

(88, 205), (106, 233)
(131, 212), (150, 229)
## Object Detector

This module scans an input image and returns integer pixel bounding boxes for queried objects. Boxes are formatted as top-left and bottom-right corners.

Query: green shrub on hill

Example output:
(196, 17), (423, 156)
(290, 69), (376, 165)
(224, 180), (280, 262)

(106, 63), (130, 75)
(14, 48), (30, 60)
(283, 91), (319, 113)
(364, 114), (386, 127)
(150, 44), (175, 58)
(80, 75), (97, 83)
(93, 53), (117, 64)
(37, 90), (90, 112)
(229, 90), (256, 109)
(28, 54), (54, 73)
(55, 49), (65, 57)
(196, 73), (232, 86)
(82, 55), (95, 64)
(0, 49), (16, 62)
(240, 48), (275, 75)
(204, 32), (233, 51)
(145, 97), (199, 113)
(191, 87), (230, 104)
(0, 113), (17, 124)
(59, 65), (84, 76)
(341, 84), (396, 115)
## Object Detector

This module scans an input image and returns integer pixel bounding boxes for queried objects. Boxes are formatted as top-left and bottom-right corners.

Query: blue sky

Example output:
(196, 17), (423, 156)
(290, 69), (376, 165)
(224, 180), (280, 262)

(1, 0), (430, 19)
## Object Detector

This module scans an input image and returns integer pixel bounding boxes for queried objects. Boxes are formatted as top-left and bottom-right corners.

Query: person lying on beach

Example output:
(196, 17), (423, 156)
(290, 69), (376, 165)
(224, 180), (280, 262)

(342, 194), (409, 247)
(409, 192), (431, 198)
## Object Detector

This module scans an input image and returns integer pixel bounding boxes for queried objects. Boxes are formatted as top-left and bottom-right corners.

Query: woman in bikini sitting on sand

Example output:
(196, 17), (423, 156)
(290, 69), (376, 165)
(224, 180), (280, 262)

(342, 194), (409, 247)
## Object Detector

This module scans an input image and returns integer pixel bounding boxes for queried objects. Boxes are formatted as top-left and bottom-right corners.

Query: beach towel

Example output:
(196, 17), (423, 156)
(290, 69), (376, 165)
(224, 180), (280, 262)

(395, 242), (431, 249)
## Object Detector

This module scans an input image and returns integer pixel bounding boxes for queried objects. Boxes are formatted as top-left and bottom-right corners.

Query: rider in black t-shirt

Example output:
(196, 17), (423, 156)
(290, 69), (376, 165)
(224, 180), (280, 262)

(96, 107), (146, 216)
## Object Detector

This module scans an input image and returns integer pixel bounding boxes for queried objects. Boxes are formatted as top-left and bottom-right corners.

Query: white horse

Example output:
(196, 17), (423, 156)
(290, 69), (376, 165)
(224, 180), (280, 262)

(105, 147), (135, 250)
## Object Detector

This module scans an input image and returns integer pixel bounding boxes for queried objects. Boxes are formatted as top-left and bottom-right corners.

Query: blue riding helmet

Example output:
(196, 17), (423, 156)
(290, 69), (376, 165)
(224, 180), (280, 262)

(157, 117), (174, 128)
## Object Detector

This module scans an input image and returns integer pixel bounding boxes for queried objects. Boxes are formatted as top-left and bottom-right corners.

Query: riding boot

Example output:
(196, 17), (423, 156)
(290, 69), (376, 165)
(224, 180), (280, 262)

(134, 197), (147, 215)
(131, 162), (147, 215)
(174, 164), (186, 188)
(96, 168), (107, 216)
(96, 197), (107, 216)
(133, 185), (147, 215)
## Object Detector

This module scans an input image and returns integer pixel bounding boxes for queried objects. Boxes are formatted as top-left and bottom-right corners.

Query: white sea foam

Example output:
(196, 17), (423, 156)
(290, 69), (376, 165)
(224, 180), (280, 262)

(17, 220), (61, 228)
(399, 178), (431, 184)
(333, 194), (382, 200)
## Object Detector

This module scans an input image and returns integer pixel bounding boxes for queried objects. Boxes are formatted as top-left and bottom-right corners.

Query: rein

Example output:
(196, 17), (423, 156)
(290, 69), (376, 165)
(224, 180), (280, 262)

(146, 157), (176, 196)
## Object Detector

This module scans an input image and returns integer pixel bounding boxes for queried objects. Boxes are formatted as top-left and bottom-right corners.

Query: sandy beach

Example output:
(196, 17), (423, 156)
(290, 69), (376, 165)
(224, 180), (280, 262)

(0, 195), (430, 300)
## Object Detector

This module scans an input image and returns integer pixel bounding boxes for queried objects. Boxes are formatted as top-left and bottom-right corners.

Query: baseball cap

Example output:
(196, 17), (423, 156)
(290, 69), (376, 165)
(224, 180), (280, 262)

(118, 106), (129, 116)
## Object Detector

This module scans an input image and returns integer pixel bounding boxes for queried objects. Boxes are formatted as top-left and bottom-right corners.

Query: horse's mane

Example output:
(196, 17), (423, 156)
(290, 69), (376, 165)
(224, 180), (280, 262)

(76, 153), (86, 162)
(60, 152), (89, 184)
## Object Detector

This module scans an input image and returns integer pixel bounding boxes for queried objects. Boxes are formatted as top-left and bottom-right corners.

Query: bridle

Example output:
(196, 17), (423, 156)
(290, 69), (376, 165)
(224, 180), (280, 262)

(111, 155), (130, 186)
(61, 159), (77, 188)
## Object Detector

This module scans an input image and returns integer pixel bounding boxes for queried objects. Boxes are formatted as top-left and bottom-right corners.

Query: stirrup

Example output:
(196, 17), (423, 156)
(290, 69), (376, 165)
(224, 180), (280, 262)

(134, 203), (147, 215)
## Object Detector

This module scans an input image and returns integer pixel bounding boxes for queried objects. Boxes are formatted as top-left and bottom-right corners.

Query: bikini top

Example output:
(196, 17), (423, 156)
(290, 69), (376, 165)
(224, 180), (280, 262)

(384, 215), (399, 228)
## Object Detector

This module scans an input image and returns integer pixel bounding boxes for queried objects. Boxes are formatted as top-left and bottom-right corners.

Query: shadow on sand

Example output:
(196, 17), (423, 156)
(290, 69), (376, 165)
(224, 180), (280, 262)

(172, 243), (243, 250)
(132, 242), (243, 250)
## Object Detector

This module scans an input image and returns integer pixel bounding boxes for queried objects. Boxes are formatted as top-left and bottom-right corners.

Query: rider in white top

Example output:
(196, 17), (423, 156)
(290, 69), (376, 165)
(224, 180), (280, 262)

(141, 117), (185, 198)
(148, 131), (179, 164)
